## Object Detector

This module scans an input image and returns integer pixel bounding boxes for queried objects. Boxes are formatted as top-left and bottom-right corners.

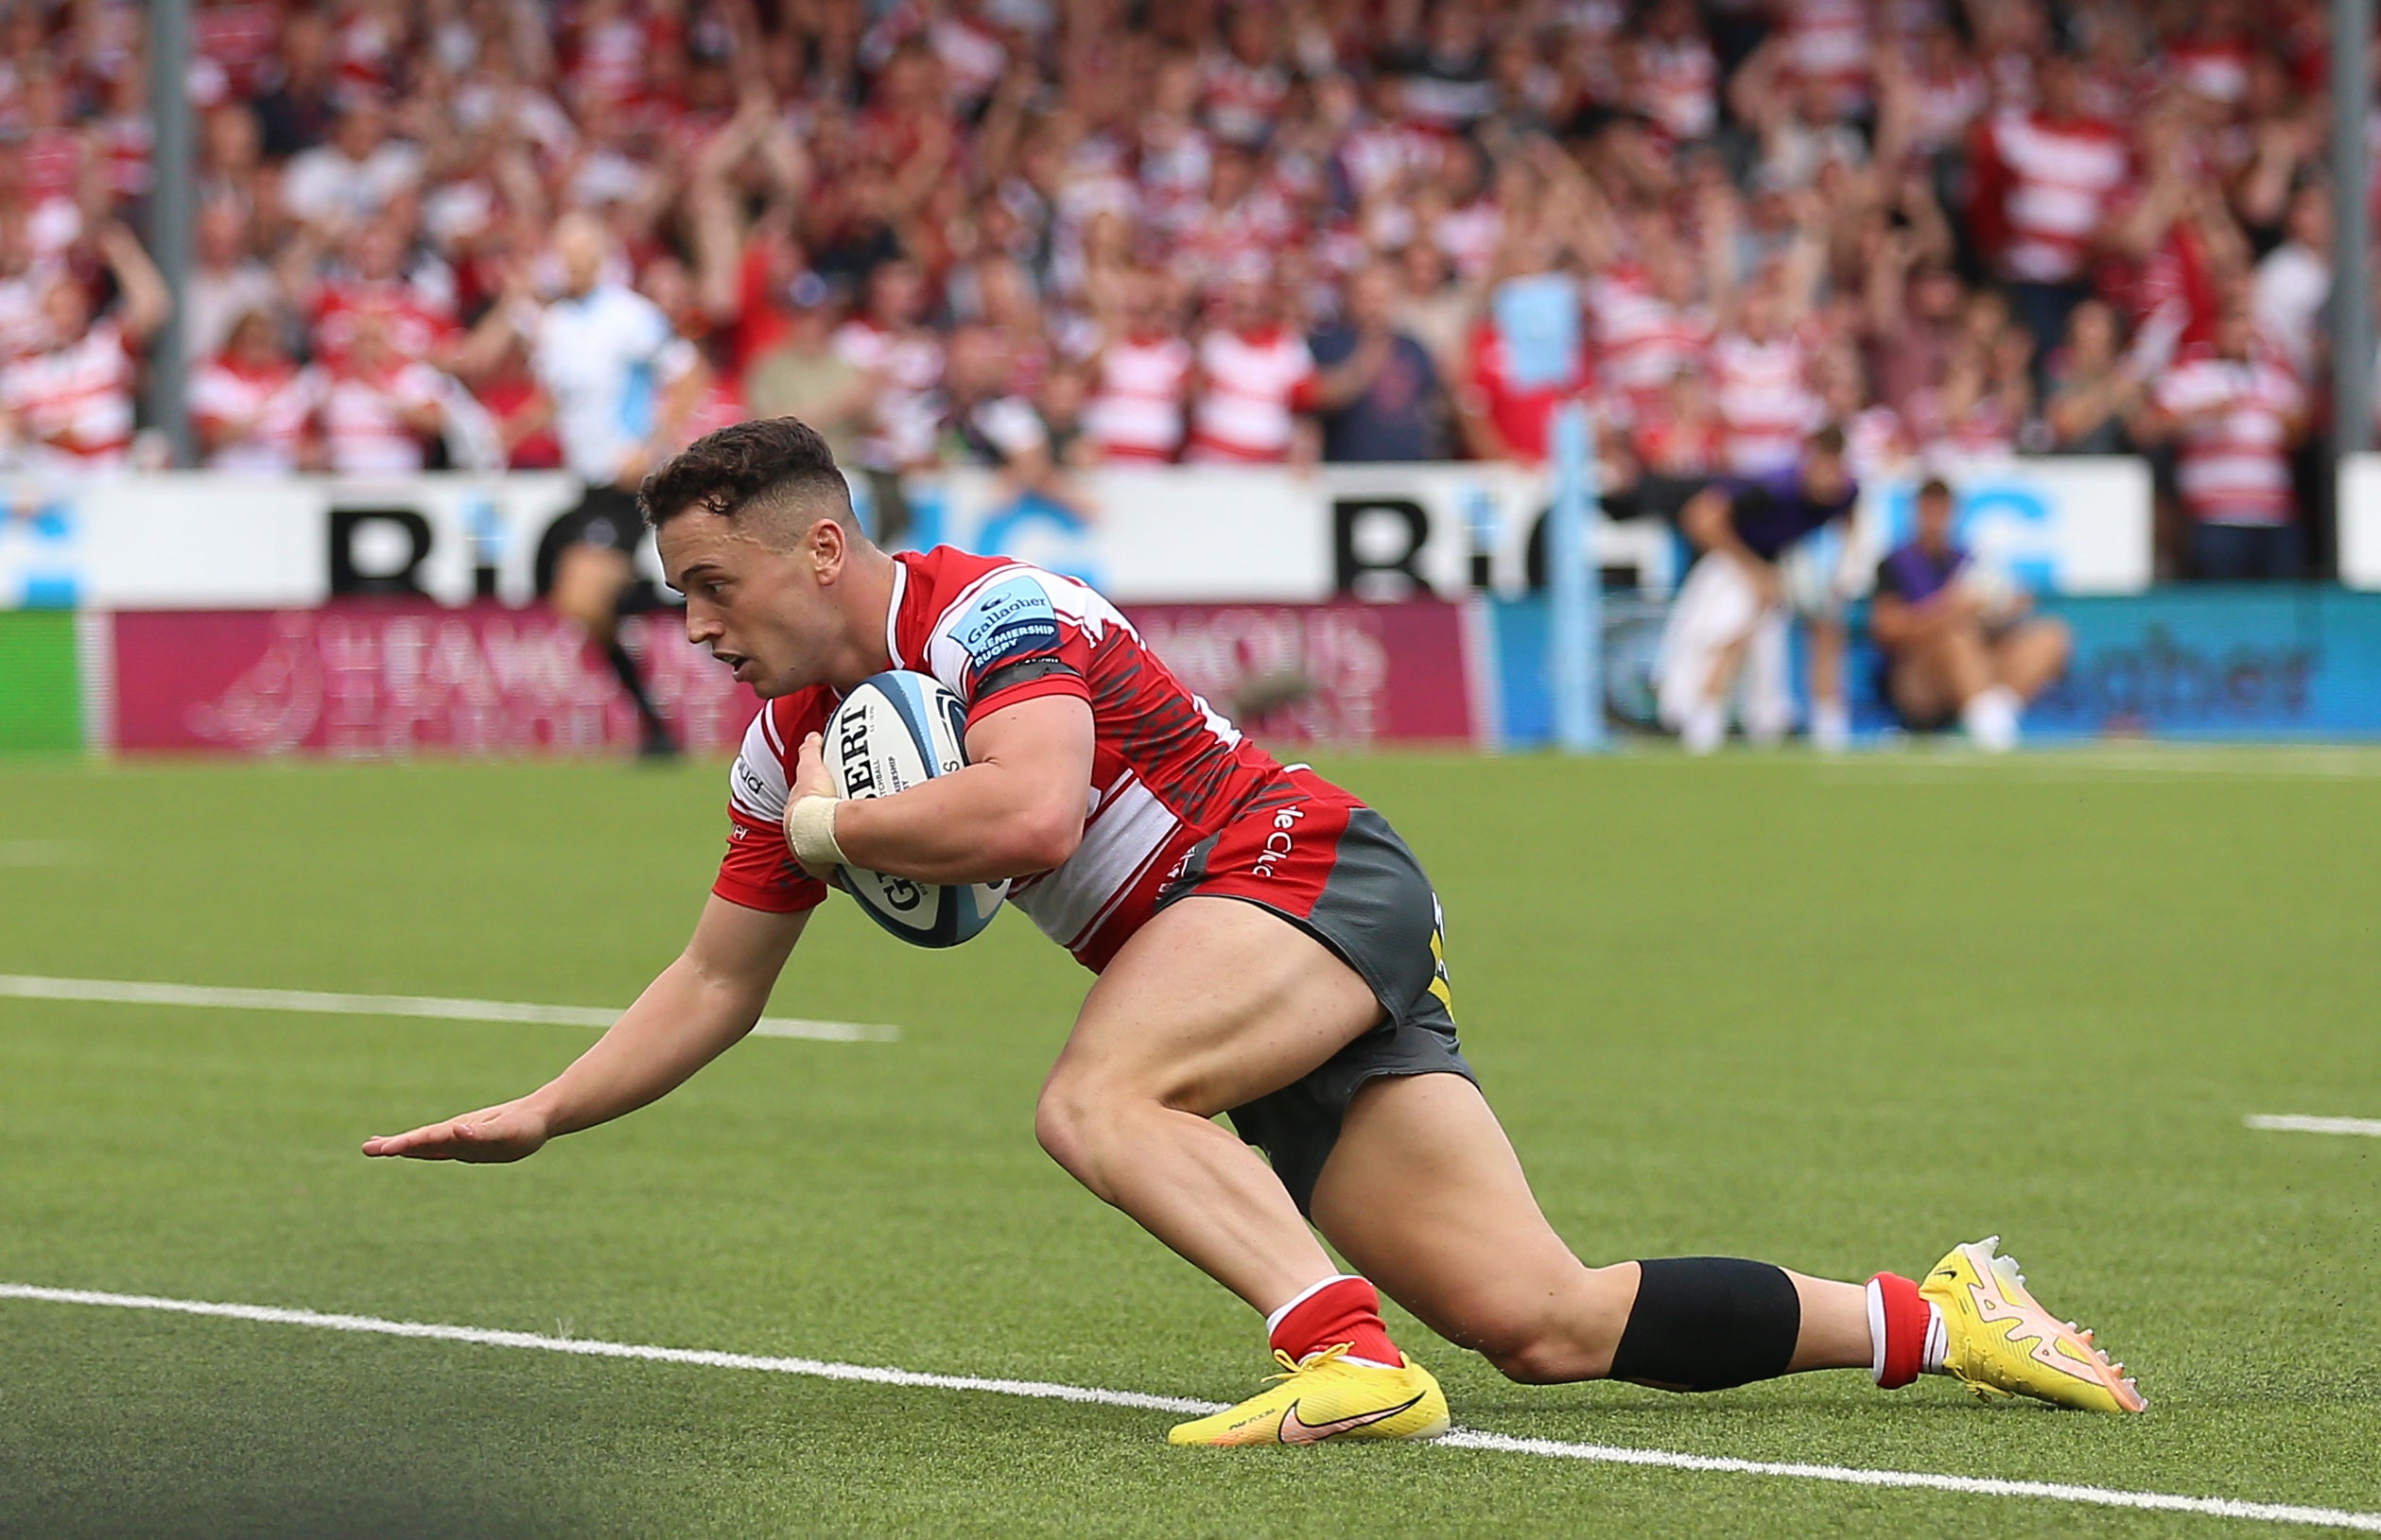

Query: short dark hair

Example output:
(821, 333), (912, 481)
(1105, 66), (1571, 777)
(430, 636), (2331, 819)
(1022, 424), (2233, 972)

(638, 416), (855, 533)
(1918, 476), (1955, 503)
(1806, 423), (1847, 459)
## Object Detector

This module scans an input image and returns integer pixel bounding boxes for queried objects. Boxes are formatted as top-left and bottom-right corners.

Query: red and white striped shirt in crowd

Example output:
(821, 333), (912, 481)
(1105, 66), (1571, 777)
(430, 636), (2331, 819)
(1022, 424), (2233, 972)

(1084, 333), (1194, 462)
(1587, 272), (1712, 415)
(191, 355), (323, 474)
(18, 126), (84, 210)
(313, 279), (458, 367)
(2164, 36), (2251, 103)
(1984, 110), (2131, 285)
(0, 319), (138, 465)
(193, 0), (280, 98)
(2153, 352), (2305, 526)
(1710, 331), (1817, 474)
(1636, 36), (1718, 142)
(319, 358), (445, 476)
(1201, 54), (1288, 147)
(1187, 326), (1315, 463)
(1781, 0), (1873, 113)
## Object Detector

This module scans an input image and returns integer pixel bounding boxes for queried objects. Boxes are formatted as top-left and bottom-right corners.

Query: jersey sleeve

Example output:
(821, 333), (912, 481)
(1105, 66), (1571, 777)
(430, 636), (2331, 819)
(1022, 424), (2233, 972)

(712, 699), (833, 914)
(926, 566), (1098, 726)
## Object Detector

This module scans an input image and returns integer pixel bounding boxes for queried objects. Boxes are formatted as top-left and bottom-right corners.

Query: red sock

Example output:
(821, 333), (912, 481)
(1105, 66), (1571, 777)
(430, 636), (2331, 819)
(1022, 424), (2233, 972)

(1267, 1275), (1401, 1367)
(1867, 1272), (1932, 1390)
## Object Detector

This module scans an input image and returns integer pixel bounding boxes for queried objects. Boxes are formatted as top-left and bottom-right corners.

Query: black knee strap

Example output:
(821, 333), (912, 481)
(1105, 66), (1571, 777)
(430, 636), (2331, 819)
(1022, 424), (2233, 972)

(1608, 1257), (1800, 1392)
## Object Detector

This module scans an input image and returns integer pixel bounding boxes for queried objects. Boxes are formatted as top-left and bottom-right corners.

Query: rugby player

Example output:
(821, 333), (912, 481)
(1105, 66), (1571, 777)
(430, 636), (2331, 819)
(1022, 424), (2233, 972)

(1869, 477), (2072, 750)
(364, 417), (2144, 1442)
(1655, 425), (1860, 755)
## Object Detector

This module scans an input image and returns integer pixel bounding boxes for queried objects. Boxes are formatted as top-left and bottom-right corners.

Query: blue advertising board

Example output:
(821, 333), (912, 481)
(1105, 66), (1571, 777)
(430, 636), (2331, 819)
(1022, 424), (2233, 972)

(1491, 588), (2381, 745)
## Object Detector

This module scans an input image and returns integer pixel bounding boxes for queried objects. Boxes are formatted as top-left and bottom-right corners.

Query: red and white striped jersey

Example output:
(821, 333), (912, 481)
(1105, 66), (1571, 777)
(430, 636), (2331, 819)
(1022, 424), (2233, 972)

(715, 547), (1291, 971)
(1636, 37), (1717, 142)
(1710, 331), (1817, 474)
(0, 319), (137, 464)
(1986, 111), (2131, 285)
(319, 359), (443, 476)
(313, 278), (458, 366)
(1201, 55), (1288, 147)
(1780, 0), (1873, 113)
(191, 356), (323, 473)
(1587, 272), (1712, 409)
(1187, 327), (1314, 463)
(2153, 354), (2303, 526)
(18, 127), (84, 209)
(194, 0), (279, 97)
(1085, 333), (1193, 462)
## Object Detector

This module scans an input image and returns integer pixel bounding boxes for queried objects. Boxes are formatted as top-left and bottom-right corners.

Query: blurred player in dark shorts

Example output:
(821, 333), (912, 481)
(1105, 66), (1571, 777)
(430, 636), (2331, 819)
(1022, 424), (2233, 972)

(1869, 477), (2072, 751)
(490, 215), (707, 756)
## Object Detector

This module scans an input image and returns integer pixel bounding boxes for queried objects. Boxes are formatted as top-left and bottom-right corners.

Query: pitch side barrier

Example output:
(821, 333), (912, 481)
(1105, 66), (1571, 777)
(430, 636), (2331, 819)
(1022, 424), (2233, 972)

(48, 461), (2381, 757)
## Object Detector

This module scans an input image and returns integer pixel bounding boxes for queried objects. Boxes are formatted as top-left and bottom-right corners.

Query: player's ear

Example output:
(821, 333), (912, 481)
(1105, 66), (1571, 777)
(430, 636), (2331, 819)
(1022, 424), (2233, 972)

(809, 514), (846, 582)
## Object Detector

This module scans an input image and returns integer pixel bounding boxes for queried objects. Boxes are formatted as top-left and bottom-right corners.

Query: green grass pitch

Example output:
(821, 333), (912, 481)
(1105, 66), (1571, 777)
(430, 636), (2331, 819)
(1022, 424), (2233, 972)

(2, 747), (2378, 1537)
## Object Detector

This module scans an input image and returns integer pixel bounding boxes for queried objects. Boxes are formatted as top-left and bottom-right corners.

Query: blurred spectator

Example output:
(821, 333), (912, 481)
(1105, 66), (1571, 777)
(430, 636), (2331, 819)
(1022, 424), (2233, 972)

(1308, 263), (1448, 462)
(1869, 477), (2073, 752)
(2149, 303), (2310, 580)
(1186, 276), (1316, 465)
(469, 337), (564, 472)
(183, 199), (284, 363)
(742, 277), (875, 465)
(253, 11), (339, 159)
(1083, 268), (1194, 464)
(2251, 182), (2332, 382)
(2044, 301), (2148, 454)
(0, 224), (170, 472)
(1971, 55), (2131, 359)
(318, 311), (444, 476)
(191, 308), (321, 473)
(282, 95), (423, 236)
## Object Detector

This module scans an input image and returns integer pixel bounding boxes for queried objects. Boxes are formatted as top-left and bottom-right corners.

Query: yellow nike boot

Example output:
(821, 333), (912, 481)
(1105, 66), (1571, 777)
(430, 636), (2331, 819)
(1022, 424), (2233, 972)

(1921, 1237), (2146, 1412)
(1167, 1344), (1451, 1446)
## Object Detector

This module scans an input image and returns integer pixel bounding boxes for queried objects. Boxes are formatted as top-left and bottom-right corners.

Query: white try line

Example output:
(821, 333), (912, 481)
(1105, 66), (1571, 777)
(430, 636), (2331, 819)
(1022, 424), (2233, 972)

(2246, 1114), (2381, 1139)
(3, 1283), (2375, 1533)
(0, 974), (895, 1044)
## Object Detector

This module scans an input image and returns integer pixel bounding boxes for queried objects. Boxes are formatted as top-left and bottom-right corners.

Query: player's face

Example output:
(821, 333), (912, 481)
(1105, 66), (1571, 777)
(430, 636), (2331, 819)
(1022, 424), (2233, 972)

(662, 511), (849, 698)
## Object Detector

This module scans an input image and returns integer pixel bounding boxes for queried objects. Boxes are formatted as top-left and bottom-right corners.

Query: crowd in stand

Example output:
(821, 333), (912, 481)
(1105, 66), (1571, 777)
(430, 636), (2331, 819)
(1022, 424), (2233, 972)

(0, 0), (2368, 577)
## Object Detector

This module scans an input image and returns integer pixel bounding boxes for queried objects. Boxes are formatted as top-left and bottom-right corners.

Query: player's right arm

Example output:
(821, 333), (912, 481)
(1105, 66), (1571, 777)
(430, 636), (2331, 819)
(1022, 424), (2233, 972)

(361, 897), (808, 1162)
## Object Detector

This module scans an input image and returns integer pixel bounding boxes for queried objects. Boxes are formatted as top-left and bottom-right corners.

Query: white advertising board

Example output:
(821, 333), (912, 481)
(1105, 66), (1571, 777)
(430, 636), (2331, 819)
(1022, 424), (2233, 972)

(2339, 454), (2381, 590)
(1, 457), (2152, 611)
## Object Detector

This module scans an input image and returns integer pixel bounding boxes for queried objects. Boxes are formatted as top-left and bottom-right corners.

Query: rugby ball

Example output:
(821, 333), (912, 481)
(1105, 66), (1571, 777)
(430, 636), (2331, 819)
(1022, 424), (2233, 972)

(824, 671), (1009, 947)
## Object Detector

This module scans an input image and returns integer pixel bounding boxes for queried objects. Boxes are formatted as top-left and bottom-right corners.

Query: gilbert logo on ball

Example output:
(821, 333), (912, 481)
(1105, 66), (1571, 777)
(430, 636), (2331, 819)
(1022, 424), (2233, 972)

(825, 671), (1009, 947)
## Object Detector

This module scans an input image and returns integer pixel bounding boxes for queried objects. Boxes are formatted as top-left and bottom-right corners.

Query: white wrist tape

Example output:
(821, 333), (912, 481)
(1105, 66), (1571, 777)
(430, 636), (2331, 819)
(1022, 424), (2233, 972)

(784, 796), (848, 869)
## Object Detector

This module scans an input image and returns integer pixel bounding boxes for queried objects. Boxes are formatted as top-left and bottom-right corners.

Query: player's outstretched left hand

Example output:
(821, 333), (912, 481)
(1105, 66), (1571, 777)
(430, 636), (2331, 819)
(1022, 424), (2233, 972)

(361, 1099), (551, 1163)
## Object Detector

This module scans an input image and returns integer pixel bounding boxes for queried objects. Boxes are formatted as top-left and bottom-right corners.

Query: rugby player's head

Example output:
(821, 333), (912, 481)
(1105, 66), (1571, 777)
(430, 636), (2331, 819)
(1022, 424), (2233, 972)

(641, 416), (889, 699)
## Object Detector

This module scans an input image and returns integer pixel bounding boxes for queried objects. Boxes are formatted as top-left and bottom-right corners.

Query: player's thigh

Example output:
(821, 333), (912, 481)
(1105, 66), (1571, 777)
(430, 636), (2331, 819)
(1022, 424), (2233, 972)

(1311, 1073), (1632, 1376)
(551, 542), (634, 631)
(1050, 895), (1382, 1117)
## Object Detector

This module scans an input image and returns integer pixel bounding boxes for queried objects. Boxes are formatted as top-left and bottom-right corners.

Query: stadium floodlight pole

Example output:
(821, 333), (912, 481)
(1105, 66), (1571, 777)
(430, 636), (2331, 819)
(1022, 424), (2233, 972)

(146, 0), (197, 467)
(2333, 0), (2373, 463)
(1546, 398), (1606, 753)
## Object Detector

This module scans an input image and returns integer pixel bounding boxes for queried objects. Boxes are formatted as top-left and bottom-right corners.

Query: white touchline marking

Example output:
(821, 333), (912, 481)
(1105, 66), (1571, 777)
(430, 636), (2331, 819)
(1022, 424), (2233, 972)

(2246, 1114), (2381, 1139)
(3, 1284), (2376, 1533)
(0, 974), (895, 1045)
(0, 839), (90, 867)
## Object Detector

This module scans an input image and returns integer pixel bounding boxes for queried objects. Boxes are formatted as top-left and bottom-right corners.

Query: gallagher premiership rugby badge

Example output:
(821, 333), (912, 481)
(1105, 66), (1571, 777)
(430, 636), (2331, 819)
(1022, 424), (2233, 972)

(955, 577), (1062, 676)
